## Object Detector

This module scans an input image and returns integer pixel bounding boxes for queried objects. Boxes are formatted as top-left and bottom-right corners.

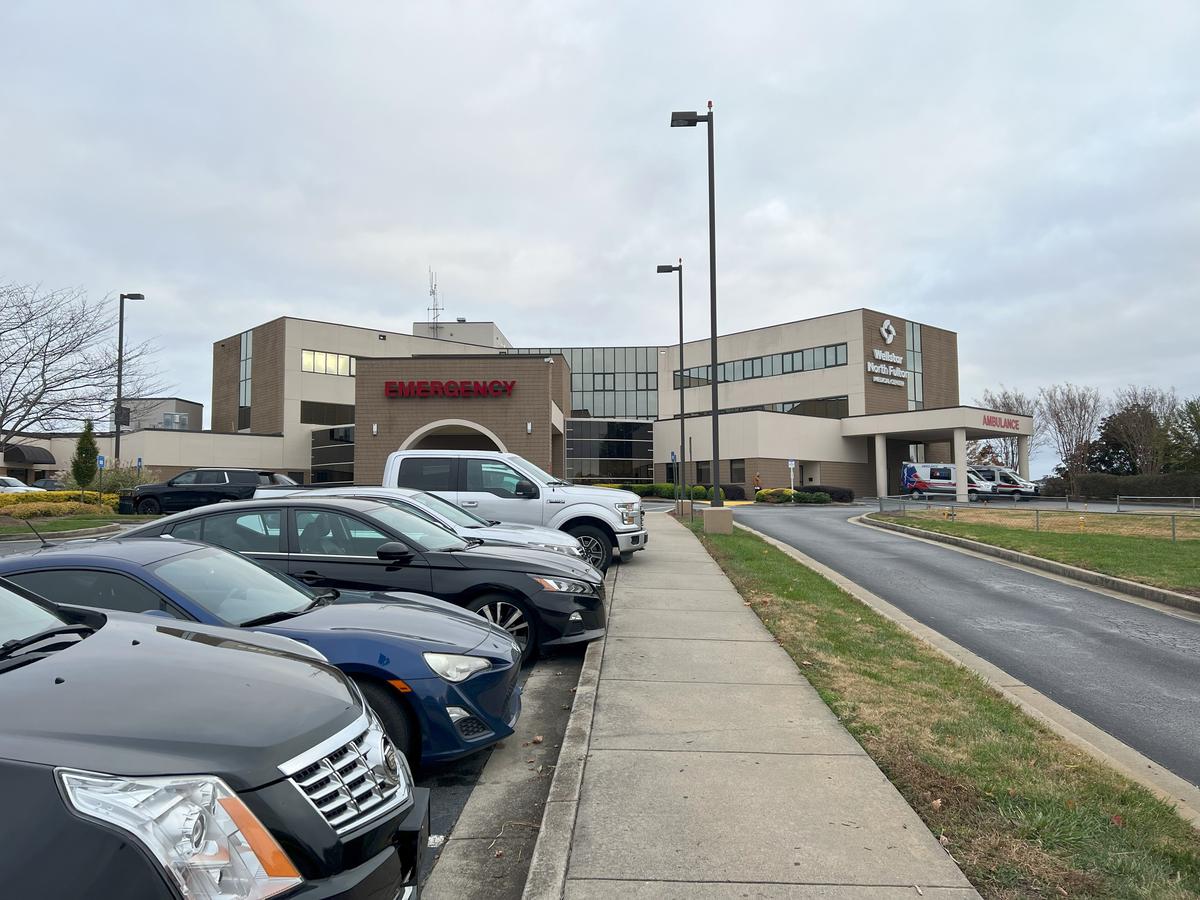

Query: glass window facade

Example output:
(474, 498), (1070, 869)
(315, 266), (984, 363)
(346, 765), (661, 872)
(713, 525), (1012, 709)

(565, 419), (654, 484)
(674, 342), (848, 389)
(502, 347), (659, 419)
(905, 323), (924, 410)
(237, 330), (252, 431)
(302, 349), (357, 377)
(300, 401), (355, 426)
(310, 426), (355, 484)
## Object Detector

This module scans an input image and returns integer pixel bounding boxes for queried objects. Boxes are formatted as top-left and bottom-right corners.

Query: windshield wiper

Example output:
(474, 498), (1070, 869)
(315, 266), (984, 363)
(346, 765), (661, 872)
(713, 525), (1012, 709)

(304, 589), (339, 611)
(447, 537), (485, 551)
(0, 624), (92, 661)
(547, 480), (571, 486)
(241, 589), (338, 627)
(487, 520), (501, 526)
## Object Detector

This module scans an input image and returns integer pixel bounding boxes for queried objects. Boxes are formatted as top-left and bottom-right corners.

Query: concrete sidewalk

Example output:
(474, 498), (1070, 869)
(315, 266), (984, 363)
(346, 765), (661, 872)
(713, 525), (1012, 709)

(527, 512), (979, 899)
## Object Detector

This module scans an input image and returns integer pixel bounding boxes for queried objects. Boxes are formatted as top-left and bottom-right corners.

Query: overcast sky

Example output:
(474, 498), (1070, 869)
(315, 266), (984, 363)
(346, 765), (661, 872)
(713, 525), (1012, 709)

(2, 2), (1197, 474)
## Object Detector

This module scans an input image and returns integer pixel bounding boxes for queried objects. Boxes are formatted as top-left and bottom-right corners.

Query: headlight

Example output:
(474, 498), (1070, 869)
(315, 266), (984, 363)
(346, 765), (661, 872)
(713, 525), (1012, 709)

(424, 652), (491, 682)
(614, 501), (641, 526)
(530, 541), (585, 558)
(533, 576), (596, 595)
(58, 769), (302, 899)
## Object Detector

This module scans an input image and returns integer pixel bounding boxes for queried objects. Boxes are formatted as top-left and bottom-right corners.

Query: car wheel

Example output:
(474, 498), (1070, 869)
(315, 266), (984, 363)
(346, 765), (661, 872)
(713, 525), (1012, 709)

(354, 678), (418, 767)
(568, 524), (613, 573)
(968, 490), (978, 502)
(136, 498), (161, 515)
(467, 594), (537, 661)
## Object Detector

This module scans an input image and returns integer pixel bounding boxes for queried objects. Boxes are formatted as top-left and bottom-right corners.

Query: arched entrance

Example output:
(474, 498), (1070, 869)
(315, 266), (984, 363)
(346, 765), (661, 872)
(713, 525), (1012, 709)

(400, 419), (508, 452)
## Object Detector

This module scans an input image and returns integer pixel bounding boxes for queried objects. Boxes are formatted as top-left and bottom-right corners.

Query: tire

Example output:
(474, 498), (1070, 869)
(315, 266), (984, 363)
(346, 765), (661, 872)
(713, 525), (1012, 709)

(967, 490), (978, 502)
(136, 498), (161, 515)
(354, 678), (418, 766)
(467, 593), (538, 662)
(568, 524), (613, 573)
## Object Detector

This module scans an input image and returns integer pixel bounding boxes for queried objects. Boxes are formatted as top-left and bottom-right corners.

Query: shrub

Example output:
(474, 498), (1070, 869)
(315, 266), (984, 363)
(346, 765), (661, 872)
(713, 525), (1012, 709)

(793, 491), (832, 504)
(0, 491), (118, 510)
(720, 483), (747, 501)
(756, 488), (793, 504)
(1071, 472), (1200, 501)
(689, 484), (727, 501)
(0, 501), (110, 519)
(808, 484), (854, 503)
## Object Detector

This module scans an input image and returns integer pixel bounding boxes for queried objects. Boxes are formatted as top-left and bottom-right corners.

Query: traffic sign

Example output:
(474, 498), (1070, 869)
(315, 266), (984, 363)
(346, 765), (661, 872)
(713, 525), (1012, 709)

(787, 459), (796, 469)
(97, 454), (106, 470)
(670, 450), (677, 462)
(136, 456), (143, 473)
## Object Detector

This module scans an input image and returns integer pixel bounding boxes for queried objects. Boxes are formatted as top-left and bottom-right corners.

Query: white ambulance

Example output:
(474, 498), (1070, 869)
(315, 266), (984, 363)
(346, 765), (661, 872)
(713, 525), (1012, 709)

(900, 462), (996, 501)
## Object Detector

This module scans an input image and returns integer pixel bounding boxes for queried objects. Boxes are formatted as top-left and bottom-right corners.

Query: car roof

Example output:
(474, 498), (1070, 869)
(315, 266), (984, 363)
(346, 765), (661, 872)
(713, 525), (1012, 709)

(0, 536), (213, 568)
(390, 450), (510, 459)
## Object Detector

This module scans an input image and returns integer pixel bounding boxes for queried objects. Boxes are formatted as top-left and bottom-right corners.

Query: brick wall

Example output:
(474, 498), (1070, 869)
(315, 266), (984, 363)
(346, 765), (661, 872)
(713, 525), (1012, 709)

(818, 461), (875, 499)
(211, 337), (240, 433)
(250, 319), (286, 434)
(917, 325), (959, 408)
(354, 355), (570, 484)
(860, 309), (909, 415)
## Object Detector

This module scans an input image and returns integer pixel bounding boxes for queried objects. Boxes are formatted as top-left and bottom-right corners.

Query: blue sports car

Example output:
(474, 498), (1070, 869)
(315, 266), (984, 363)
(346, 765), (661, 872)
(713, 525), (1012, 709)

(0, 538), (522, 767)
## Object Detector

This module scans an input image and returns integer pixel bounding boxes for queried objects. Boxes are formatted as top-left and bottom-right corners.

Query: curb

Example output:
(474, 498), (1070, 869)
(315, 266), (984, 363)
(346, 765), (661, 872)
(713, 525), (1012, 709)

(520, 637), (603, 900)
(732, 519), (1200, 829)
(0, 524), (121, 542)
(860, 514), (1200, 616)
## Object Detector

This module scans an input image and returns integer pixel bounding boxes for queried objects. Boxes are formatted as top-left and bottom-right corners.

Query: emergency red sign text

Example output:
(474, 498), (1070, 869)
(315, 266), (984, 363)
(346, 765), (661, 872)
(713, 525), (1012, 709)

(384, 379), (517, 399)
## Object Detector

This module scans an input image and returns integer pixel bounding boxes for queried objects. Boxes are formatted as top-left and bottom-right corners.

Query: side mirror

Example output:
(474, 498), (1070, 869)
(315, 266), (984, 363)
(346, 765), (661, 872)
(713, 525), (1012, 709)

(376, 541), (414, 563)
(514, 479), (538, 499)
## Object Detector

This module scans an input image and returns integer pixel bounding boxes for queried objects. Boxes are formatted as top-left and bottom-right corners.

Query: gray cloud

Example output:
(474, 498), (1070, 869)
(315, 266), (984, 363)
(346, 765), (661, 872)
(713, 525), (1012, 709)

(2, 1), (1197, 475)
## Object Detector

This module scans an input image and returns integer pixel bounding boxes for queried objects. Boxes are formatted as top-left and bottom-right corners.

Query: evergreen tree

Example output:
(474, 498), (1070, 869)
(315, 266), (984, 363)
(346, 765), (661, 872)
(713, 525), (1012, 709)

(71, 419), (99, 491)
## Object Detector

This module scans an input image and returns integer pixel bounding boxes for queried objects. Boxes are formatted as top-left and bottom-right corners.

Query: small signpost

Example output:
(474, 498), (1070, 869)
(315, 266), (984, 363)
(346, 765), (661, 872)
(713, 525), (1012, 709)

(787, 458), (796, 492)
(97, 454), (106, 495)
(136, 456), (143, 474)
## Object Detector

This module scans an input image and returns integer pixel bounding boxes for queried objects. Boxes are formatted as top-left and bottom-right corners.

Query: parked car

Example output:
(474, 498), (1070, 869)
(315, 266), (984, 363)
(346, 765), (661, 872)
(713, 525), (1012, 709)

(384, 450), (646, 572)
(900, 462), (996, 501)
(29, 478), (66, 490)
(119, 497), (606, 660)
(0, 572), (427, 899)
(0, 537), (523, 766)
(255, 484), (588, 562)
(0, 476), (45, 493)
(969, 465), (1040, 499)
(121, 468), (298, 514)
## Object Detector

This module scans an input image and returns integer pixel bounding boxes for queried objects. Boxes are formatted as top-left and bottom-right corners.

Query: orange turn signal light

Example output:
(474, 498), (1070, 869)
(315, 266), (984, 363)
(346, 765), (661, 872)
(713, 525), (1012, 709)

(388, 679), (413, 693)
(218, 796), (301, 879)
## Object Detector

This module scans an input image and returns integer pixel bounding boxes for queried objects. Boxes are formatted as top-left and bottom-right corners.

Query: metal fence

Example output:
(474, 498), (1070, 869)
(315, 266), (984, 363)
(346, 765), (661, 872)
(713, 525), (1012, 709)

(1116, 495), (1200, 512)
(877, 495), (1200, 543)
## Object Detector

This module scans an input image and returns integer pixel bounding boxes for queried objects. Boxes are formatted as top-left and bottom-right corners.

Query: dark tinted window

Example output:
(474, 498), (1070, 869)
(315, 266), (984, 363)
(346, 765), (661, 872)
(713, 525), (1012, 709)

(397, 457), (456, 491)
(7, 569), (184, 618)
(929, 467), (952, 481)
(170, 520), (204, 541)
(198, 510), (283, 553)
(171, 471), (198, 486)
(730, 459), (746, 483)
(228, 471), (259, 485)
(195, 471), (226, 485)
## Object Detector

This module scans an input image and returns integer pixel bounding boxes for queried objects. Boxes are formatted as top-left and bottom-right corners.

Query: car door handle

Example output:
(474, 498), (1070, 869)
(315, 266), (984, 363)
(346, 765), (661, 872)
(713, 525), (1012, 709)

(460, 501), (479, 508)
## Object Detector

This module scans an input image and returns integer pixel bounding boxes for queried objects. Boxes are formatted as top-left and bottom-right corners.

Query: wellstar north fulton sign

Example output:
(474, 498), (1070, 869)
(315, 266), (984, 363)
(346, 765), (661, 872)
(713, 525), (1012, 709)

(866, 348), (911, 387)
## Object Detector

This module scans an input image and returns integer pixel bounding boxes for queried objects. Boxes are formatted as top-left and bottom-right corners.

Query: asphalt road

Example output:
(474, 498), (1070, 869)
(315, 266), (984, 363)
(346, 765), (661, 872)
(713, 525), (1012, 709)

(733, 505), (1200, 786)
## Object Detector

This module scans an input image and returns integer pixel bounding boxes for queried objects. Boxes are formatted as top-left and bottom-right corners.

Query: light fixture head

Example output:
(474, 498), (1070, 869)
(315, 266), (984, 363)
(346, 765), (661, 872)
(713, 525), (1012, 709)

(670, 110), (701, 127)
(121, 292), (145, 301)
(656, 264), (678, 274)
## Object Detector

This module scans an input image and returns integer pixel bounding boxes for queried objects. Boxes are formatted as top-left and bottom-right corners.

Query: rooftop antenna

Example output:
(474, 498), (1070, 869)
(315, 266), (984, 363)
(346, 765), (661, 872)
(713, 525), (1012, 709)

(0, 515), (51, 547)
(427, 267), (443, 340)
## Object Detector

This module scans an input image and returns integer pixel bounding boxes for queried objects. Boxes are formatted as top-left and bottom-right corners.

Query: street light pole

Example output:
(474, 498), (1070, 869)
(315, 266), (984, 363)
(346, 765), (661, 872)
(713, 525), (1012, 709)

(670, 102), (722, 506)
(114, 292), (145, 464)
(656, 260), (686, 506)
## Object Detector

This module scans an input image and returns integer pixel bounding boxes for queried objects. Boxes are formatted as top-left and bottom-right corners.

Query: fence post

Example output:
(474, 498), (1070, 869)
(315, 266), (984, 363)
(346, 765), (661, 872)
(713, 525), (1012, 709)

(1172, 514), (1177, 543)
(1035, 508), (1040, 532)
(1116, 495), (1121, 513)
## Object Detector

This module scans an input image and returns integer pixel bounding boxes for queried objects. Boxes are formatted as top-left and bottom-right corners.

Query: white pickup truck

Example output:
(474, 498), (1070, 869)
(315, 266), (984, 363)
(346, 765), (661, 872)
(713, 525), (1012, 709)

(382, 450), (647, 573)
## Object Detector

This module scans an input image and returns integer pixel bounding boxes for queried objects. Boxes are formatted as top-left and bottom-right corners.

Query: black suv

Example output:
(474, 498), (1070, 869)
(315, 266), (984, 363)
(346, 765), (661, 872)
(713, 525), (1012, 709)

(123, 468), (297, 515)
(0, 576), (428, 898)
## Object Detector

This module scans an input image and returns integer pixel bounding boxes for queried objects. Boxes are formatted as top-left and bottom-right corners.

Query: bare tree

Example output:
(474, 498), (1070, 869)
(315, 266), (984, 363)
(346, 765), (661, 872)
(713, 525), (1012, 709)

(971, 385), (1045, 469)
(0, 283), (164, 448)
(1106, 385), (1178, 476)
(1036, 383), (1103, 487)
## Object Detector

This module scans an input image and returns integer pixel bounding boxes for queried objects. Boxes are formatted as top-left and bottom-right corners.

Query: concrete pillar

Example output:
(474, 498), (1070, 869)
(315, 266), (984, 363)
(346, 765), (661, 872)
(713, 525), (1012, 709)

(874, 433), (888, 499)
(953, 427), (969, 502)
(1017, 435), (1030, 480)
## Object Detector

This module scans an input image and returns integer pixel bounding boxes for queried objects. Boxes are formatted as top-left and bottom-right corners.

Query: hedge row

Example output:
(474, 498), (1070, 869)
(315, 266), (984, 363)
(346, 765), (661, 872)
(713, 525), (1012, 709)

(593, 482), (745, 501)
(0, 502), (112, 520)
(0, 491), (119, 510)
(754, 489), (833, 504)
(1064, 473), (1200, 500)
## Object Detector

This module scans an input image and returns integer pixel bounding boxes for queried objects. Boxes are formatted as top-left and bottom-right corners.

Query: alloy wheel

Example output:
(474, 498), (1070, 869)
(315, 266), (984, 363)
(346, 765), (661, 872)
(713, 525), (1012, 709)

(577, 535), (606, 569)
(477, 599), (531, 654)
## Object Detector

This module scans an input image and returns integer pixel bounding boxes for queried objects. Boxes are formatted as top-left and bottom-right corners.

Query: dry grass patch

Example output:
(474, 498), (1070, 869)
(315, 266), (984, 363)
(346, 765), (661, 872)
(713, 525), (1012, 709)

(691, 521), (1200, 899)
(895, 507), (1200, 541)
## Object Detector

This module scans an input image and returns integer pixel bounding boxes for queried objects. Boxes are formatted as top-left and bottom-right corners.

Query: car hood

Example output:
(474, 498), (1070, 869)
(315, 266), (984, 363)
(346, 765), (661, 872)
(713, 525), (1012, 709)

(544, 483), (640, 506)
(450, 543), (602, 582)
(0, 614), (361, 790)
(471, 523), (580, 548)
(264, 591), (506, 654)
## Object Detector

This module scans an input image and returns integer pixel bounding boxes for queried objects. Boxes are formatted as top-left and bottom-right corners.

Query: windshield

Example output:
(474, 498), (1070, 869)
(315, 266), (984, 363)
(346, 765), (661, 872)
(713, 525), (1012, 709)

(367, 505), (469, 552)
(415, 491), (490, 527)
(0, 583), (65, 644)
(0, 477), (22, 487)
(150, 546), (311, 626)
(516, 458), (564, 486)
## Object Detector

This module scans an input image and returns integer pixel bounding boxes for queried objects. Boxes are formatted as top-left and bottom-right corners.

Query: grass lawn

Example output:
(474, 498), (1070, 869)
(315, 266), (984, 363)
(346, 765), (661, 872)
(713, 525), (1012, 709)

(871, 512), (1200, 597)
(0, 515), (158, 537)
(686, 518), (1200, 900)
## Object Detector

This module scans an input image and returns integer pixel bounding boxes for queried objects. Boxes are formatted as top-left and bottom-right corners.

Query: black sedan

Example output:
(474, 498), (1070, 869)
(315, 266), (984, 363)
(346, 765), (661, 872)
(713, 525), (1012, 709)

(121, 497), (606, 660)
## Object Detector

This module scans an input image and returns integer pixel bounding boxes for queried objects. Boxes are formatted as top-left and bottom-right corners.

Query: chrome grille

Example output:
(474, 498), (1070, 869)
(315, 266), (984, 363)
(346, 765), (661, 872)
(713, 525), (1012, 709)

(280, 714), (410, 836)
